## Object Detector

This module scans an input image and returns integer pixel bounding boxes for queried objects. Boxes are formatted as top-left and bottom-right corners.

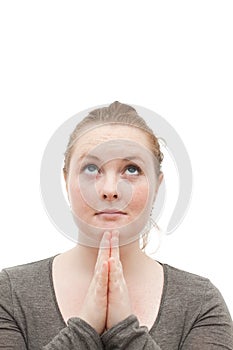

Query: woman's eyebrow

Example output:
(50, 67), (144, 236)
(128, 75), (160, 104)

(79, 154), (145, 164)
(79, 154), (99, 161)
(123, 156), (145, 164)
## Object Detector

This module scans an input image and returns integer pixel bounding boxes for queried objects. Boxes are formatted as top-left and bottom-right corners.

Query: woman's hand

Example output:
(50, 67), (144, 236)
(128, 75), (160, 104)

(106, 230), (133, 330)
(78, 230), (132, 333)
(78, 231), (110, 335)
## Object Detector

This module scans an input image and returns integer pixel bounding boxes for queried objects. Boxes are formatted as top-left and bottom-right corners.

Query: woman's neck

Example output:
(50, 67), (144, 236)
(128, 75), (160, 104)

(68, 238), (150, 278)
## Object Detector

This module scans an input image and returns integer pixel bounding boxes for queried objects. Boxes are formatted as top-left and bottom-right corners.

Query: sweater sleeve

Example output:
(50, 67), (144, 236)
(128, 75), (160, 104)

(0, 269), (103, 350)
(0, 270), (27, 349)
(101, 315), (162, 349)
(101, 281), (233, 350)
(180, 280), (233, 349)
(42, 317), (103, 349)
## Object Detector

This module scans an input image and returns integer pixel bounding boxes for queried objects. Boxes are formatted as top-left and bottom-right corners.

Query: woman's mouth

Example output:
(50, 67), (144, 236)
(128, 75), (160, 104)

(95, 209), (127, 220)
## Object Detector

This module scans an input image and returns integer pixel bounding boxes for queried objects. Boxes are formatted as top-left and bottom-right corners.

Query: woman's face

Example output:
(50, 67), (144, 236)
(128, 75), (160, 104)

(65, 124), (163, 246)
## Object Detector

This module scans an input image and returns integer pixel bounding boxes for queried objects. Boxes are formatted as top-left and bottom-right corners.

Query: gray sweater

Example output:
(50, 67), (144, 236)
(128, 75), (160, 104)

(0, 255), (232, 349)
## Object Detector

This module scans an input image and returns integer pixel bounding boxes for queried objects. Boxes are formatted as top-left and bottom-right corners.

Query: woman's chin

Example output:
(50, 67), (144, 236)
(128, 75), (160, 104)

(72, 213), (148, 248)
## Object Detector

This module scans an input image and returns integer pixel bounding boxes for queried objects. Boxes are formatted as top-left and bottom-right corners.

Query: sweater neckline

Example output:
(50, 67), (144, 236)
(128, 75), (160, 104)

(48, 254), (168, 333)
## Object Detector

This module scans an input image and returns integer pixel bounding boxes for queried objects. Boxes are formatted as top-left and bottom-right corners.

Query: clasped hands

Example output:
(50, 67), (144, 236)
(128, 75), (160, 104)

(79, 230), (132, 334)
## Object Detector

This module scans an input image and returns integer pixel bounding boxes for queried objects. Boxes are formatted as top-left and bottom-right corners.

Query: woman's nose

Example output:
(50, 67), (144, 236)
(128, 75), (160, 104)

(98, 173), (119, 201)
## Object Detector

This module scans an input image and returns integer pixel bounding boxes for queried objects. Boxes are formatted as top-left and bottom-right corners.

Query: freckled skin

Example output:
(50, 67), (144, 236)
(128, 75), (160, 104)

(65, 125), (160, 239)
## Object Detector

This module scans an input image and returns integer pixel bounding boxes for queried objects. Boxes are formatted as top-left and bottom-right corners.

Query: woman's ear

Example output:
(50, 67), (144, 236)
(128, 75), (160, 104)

(157, 172), (164, 188)
(152, 172), (164, 203)
(63, 169), (69, 200)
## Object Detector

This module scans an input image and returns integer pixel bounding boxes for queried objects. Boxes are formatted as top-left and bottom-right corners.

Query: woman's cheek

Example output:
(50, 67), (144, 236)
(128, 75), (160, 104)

(131, 182), (150, 211)
(68, 180), (84, 213)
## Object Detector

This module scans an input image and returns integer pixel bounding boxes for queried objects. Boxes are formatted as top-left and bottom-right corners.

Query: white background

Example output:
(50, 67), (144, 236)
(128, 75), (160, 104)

(0, 1), (232, 317)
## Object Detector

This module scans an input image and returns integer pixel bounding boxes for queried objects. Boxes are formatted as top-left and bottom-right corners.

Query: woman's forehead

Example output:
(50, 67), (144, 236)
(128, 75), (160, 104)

(72, 124), (152, 157)
(70, 138), (158, 176)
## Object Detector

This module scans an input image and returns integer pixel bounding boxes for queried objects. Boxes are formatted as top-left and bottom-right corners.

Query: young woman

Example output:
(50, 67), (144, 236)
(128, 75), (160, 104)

(0, 101), (232, 349)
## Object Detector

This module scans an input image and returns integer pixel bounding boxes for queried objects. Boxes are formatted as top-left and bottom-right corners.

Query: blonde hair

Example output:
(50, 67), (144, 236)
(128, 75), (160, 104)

(63, 101), (164, 252)
(63, 101), (163, 176)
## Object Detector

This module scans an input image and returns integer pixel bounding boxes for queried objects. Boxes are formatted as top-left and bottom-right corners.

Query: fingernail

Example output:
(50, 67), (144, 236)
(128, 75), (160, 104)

(103, 231), (110, 239)
(112, 236), (118, 244)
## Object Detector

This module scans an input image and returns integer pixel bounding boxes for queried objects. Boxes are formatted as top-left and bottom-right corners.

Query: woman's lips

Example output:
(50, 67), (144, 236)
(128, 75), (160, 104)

(95, 209), (126, 214)
(95, 210), (127, 220)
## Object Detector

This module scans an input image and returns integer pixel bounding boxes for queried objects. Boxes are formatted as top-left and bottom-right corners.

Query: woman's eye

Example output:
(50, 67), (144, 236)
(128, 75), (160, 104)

(82, 163), (141, 176)
(125, 165), (141, 175)
(83, 164), (99, 174)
